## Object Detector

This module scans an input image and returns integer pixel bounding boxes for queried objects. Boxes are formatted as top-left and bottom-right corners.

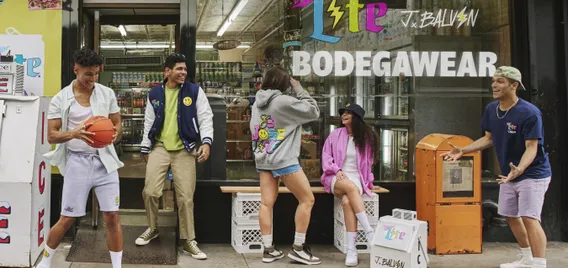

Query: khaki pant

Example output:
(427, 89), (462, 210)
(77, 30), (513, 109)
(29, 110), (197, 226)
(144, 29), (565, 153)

(143, 143), (197, 240)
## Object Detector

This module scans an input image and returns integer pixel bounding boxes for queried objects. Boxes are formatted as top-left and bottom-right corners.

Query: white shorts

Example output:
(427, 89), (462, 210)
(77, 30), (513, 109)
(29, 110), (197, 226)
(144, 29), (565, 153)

(331, 174), (363, 195)
(61, 151), (120, 217)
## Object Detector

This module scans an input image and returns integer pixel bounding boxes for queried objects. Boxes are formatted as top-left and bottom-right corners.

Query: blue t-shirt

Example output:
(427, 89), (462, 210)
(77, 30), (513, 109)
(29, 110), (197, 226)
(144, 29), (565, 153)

(480, 99), (552, 181)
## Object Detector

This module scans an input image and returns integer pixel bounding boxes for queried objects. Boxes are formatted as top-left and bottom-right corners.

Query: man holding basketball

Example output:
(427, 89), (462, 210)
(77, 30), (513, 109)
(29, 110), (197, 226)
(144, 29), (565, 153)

(41, 48), (124, 268)
(136, 53), (213, 260)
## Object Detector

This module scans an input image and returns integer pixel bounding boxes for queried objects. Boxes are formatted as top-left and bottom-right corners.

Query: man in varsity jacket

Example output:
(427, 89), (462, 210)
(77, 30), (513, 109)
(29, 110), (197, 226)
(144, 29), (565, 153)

(136, 53), (214, 260)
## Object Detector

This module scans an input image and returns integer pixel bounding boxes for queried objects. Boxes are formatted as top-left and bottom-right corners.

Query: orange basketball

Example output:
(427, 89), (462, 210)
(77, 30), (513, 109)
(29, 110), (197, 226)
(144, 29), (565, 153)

(85, 116), (115, 148)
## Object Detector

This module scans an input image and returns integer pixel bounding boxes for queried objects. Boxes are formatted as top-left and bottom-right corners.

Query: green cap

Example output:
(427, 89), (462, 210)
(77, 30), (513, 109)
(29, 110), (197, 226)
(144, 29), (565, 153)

(494, 66), (526, 90)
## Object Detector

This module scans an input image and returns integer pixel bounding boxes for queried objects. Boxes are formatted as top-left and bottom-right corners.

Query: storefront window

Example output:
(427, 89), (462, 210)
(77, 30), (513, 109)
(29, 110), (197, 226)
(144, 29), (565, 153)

(97, 0), (511, 183)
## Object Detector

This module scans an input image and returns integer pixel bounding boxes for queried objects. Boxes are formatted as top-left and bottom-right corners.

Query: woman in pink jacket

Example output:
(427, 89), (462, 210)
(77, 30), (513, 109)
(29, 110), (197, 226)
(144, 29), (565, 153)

(321, 103), (379, 266)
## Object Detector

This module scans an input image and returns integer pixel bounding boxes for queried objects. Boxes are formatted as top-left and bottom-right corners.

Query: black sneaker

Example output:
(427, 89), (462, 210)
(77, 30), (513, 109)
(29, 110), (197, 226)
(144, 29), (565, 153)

(287, 244), (321, 265)
(262, 245), (284, 263)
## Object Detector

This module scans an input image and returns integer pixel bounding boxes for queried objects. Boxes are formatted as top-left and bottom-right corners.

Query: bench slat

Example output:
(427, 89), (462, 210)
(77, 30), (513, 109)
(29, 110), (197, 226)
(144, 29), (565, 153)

(220, 186), (389, 194)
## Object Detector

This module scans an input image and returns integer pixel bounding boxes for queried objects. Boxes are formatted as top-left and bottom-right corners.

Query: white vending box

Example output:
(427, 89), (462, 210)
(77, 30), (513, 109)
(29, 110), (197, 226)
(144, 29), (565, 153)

(0, 96), (52, 267)
(370, 209), (429, 268)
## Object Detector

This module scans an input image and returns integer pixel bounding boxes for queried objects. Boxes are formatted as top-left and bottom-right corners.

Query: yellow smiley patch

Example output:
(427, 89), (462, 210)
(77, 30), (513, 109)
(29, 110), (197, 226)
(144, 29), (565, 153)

(183, 97), (193, 106)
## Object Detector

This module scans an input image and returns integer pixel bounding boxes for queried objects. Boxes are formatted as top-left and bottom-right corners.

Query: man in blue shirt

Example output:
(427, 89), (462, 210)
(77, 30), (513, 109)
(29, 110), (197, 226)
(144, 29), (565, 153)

(441, 66), (551, 268)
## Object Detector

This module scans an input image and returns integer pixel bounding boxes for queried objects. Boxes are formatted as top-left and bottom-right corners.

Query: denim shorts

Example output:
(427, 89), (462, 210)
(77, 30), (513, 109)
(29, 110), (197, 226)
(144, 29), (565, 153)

(257, 164), (302, 177)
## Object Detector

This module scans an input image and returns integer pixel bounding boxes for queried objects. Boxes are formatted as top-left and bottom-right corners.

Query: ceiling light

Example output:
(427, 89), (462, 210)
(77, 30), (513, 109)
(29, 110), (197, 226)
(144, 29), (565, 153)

(100, 44), (174, 49)
(217, 0), (249, 37)
(118, 25), (127, 36)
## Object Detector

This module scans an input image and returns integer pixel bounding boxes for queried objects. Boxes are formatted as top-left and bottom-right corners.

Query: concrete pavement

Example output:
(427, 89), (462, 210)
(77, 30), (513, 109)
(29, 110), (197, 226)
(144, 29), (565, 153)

(41, 241), (568, 267)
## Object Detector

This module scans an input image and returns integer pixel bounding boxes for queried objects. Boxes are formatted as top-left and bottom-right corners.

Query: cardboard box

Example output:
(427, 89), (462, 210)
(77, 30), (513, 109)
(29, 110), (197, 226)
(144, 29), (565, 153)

(301, 140), (318, 159)
(300, 159), (321, 180)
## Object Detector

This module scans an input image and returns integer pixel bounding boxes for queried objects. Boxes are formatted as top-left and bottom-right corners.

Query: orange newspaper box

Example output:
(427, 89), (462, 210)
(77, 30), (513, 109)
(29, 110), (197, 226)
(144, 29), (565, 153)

(415, 134), (482, 255)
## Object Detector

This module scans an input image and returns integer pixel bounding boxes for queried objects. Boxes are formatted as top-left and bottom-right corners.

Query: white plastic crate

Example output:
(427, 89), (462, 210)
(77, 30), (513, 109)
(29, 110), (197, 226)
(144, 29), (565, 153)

(334, 193), (379, 224)
(232, 192), (261, 222)
(333, 218), (376, 254)
(392, 208), (417, 221)
(231, 219), (265, 254)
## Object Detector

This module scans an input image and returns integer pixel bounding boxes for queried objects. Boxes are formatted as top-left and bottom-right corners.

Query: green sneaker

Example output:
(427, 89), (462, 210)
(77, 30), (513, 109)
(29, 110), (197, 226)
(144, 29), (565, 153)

(184, 240), (207, 260)
(135, 228), (159, 246)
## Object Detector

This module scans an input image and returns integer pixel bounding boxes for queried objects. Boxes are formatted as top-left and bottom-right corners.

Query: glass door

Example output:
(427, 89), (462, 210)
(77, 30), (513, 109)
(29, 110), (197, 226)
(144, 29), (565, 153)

(377, 127), (409, 181)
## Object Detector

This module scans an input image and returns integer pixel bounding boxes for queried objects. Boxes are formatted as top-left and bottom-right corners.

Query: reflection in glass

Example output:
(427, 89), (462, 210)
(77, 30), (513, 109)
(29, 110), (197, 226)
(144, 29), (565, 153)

(378, 128), (409, 181)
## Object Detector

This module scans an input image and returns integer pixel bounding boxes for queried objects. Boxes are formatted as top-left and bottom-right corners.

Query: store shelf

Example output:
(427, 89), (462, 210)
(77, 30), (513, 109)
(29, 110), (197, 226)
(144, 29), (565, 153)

(302, 135), (320, 140)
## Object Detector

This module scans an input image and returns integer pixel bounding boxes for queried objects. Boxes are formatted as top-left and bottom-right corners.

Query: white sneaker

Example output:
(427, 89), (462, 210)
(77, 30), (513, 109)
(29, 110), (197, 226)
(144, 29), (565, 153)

(366, 231), (375, 245)
(500, 254), (533, 268)
(345, 248), (358, 267)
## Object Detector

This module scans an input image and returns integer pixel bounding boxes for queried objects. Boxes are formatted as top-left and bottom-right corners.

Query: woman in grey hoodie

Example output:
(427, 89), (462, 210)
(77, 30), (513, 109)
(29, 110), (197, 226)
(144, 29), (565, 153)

(250, 67), (321, 265)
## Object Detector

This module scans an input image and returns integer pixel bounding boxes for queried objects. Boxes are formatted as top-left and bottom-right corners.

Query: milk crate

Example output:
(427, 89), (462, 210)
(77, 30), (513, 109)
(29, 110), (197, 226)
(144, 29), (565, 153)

(231, 218), (265, 254)
(333, 218), (376, 254)
(232, 192), (261, 222)
(392, 208), (417, 221)
(334, 193), (379, 225)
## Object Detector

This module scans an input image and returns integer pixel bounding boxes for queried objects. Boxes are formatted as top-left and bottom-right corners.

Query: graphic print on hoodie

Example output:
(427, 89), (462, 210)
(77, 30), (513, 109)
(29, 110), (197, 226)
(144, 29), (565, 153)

(250, 88), (320, 170)
(252, 114), (286, 154)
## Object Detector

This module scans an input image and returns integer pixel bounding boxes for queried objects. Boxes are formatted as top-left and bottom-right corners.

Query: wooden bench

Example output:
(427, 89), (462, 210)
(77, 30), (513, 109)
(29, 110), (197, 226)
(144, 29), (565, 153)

(220, 185), (390, 194)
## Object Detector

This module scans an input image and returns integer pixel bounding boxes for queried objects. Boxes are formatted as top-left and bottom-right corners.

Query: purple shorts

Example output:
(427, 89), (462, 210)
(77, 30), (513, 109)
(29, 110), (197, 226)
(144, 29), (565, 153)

(498, 177), (551, 221)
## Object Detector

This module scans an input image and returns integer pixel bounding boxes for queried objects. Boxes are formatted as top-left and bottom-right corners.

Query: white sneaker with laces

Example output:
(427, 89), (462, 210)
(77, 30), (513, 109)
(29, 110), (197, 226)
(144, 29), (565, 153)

(345, 248), (358, 267)
(500, 254), (533, 268)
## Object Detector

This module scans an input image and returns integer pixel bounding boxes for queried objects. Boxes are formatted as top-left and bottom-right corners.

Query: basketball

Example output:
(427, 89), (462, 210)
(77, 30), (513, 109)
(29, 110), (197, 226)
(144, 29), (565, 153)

(84, 116), (115, 148)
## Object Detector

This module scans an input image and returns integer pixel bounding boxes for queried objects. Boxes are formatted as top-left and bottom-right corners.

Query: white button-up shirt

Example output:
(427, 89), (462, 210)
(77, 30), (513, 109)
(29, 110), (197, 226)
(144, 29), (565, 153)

(43, 81), (124, 175)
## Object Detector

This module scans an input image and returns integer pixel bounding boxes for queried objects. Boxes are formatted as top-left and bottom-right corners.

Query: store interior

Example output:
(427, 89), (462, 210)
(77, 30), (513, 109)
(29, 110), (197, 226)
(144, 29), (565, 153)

(85, 0), (507, 185)
(87, 0), (326, 183)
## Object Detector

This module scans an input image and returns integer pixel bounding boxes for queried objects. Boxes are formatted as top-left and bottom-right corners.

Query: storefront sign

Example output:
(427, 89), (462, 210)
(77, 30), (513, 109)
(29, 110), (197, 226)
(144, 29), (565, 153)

(213, 40), (241, 50)
(292, 51), (498, 77)
(296, 0), (388, 43)
(295, 0), (479, 44)
(401, 8), (479, 29)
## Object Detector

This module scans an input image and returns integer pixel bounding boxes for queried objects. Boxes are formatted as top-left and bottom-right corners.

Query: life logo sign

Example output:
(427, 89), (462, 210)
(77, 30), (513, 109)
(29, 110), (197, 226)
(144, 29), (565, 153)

(0, 46), (43, 79)
(292, 0), (387, 43)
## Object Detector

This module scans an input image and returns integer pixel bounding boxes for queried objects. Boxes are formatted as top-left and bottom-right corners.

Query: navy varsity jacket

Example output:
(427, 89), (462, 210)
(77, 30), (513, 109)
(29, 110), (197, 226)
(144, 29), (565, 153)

(140, 80), (214, 154)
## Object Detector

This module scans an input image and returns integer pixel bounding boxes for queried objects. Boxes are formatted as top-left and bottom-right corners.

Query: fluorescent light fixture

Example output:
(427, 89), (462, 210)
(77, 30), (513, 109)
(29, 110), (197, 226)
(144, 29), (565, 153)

(196, 44), (251, 49)
(118, 25), (127, 36)
(100, 44), (174, 49)
(217, 0), (249, 37)
(100, 43), (250, 50)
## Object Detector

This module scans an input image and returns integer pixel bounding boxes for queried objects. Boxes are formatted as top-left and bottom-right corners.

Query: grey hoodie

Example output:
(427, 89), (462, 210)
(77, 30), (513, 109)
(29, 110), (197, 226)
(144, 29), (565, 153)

(250, 88), (320, 170)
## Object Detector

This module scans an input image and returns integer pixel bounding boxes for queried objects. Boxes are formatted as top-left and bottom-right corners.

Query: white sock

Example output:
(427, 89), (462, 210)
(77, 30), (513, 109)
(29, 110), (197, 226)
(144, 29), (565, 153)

(37, 245), (56, 267)
(262, 234), (273, 247)
(533, 257), (546, 266)
(347, 232), (357, 251)
(110, 251), (122, 268)
(355, 211), (374, 233)
(294, 232), (306, 246)
(521, 247), (533, 259)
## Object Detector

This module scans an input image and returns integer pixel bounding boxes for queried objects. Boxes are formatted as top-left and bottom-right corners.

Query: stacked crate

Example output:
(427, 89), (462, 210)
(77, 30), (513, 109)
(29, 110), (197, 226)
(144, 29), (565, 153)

(231, 193), (265, 253)
(333, 193), (380, 253)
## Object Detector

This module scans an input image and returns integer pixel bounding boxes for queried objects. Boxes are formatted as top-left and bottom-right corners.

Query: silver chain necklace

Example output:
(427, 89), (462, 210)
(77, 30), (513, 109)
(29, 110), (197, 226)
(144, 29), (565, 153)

(496, 99), (518, 119)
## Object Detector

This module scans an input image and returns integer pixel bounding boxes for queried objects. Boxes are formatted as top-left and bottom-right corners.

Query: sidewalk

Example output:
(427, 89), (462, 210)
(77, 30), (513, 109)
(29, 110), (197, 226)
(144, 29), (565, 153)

(44, 241), (568, 268)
